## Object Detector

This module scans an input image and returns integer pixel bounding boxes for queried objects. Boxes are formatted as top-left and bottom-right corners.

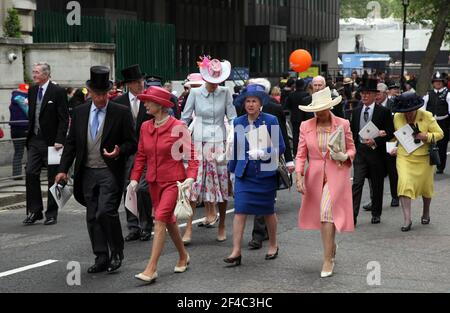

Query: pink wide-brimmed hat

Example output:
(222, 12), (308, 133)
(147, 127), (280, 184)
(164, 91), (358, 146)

(198, 56), (231, 84)
(137, 86), (174, 108)
(184, 73), (205, 87)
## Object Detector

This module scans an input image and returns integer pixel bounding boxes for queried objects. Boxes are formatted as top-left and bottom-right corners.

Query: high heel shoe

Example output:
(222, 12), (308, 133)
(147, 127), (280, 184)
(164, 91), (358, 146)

(321, 261), (335, 278)
(174, 255), (190, 273)
(421, 217), (431, 225)
(401, 222), (413, 232)
(224, 255), (242, 267)
(135, 272), (158, 284)
(265, 247), (279, 260)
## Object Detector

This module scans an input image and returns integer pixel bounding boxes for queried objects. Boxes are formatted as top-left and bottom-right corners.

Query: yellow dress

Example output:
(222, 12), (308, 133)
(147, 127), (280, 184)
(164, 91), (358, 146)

(394, 110), (444, 199)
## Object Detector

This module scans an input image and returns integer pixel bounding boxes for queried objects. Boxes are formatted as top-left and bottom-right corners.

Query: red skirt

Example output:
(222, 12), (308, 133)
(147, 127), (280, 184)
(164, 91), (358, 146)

(149, 181), (178, 225)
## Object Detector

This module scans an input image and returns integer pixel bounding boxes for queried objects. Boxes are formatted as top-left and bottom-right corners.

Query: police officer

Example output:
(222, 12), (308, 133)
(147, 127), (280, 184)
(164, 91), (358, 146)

(423, 72), (450, 174)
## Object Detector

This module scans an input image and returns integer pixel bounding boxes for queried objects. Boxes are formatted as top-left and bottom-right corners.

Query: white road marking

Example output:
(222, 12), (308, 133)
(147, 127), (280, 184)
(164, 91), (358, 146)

(0, 260), (59, 278)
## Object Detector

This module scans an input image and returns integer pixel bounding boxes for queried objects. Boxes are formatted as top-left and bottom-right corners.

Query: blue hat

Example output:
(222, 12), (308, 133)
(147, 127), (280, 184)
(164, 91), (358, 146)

(392, 92), (424, 113)
(233, 84), (269, 108)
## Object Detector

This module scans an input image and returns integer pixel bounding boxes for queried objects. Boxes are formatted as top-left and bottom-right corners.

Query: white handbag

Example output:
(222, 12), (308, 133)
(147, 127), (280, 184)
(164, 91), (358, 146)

(174, 182), (193, 220)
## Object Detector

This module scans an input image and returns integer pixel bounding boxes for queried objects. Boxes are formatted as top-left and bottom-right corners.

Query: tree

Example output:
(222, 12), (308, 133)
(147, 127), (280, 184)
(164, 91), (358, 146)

(2, 8), (22, 38)
(395, 0), (450, 95)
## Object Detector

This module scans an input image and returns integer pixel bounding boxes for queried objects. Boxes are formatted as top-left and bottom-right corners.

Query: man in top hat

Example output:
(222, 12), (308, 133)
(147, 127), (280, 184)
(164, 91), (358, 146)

(56, 66), (137, 274)
(423, 72), (450, 174)
(114, 64), (153, 242)
(351, 78), (394, 225)
(23, 62), (69, 226)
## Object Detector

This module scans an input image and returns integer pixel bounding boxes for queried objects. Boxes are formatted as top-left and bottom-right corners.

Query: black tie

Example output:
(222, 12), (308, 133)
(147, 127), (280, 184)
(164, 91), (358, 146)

(364, 107), (370, 123)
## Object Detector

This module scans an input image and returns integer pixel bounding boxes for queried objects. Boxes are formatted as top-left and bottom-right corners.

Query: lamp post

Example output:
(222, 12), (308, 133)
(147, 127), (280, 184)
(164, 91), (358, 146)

(400, 0), (409, 91)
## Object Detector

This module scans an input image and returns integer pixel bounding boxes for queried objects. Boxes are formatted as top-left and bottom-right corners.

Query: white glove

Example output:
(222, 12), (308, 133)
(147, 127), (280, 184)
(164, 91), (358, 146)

(180, 178), (195, 190)
(128, 180), (139, 192)
(330, 151), (349, 162)
(248, 149), (265, 160)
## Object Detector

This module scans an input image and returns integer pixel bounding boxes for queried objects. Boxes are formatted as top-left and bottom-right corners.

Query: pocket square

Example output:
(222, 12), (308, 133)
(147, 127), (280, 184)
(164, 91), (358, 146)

(48, 101), (54, 104)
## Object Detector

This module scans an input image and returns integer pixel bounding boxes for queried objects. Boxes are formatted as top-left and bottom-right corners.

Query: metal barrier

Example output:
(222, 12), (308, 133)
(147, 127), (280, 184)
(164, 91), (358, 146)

(0, 121), (28, 183)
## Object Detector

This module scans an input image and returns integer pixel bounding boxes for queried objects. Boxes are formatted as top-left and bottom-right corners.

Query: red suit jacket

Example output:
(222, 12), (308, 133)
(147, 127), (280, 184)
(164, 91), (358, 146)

(131, 117), (198, 183)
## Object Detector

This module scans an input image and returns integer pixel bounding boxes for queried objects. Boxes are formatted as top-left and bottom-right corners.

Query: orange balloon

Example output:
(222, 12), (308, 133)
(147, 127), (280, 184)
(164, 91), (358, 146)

(289, 49), (313, 73)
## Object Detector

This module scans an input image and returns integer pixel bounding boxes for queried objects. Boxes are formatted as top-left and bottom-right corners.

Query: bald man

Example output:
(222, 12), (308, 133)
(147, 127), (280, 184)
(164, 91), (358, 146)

(310, 76), (345, 118)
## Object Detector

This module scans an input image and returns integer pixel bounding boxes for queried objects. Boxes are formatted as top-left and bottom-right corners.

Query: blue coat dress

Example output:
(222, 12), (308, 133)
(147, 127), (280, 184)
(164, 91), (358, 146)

(228, 112), (286, 215)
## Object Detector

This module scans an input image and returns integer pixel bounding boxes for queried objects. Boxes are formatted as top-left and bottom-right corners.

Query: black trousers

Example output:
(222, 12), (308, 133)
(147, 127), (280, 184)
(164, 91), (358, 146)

(386, 154), (398, 199)
(11, 128), (28, 177)
(437, 118), (450, 172)
(124, 157), (153, 234)
(25, 134), (58, 218)
(83, 168), (124, 263)
(291, 121), (301, 158)
(352, 146), (386, 219)
(251, 215), (269, 242)
(366, 154), (398, 203)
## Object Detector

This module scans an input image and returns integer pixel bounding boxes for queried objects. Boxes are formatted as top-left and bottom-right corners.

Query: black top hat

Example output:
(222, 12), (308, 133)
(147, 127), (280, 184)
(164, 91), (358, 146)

(121, 64), (146, 83)
(432, 71), (446, 83)
(359, 78), (379, 92)
(86, 66), (113, 92)
(392, 92), (424, 113)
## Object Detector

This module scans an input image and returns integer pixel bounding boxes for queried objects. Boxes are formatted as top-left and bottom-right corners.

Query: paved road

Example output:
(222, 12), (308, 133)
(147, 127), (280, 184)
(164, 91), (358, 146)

(1, 172), (450, 293)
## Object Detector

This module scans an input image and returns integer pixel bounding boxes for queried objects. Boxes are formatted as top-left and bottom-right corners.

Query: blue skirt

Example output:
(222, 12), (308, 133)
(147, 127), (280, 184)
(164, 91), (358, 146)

(234, 161), (277, 216)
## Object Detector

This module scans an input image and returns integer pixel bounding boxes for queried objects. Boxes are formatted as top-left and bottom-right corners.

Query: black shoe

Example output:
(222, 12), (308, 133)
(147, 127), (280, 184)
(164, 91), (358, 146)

(401, 222), (413, 232)
(371, 217), (381, 224)
(44, 217), (57, 226)
(248, 239), (263, 250)
(265, 247), (279, 260)
(391, 198), (400, 207)
(23, 212), (43, 225)
(107, 253), (123, 273)
(125, 232), (140, 242)
(87, 263), (107, 274)
(363, 203), (372, 212)
(421, 217), (431, 225)
(140, 231), (152, 242)
(224, 255), (242, 267)
(437, 169), (444, 174)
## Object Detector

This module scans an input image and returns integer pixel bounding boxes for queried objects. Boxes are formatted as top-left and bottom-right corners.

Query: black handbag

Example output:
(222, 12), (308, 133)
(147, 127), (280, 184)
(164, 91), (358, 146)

(429, 135), (441, 167)
(277, 155), (293, 190)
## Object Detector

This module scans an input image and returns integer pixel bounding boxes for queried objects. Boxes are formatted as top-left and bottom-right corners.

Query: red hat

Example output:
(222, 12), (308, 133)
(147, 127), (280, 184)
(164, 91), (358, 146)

(137, 86), (174, 108)
(18, 84), (29, 93)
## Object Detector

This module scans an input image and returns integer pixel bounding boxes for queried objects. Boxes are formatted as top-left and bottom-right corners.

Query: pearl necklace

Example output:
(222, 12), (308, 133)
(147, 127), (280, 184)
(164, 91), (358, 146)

(155, 115), (170, 127)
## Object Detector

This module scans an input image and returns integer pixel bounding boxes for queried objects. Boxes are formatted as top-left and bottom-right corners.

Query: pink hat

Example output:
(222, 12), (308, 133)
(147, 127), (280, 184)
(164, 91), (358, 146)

(184, 73), (205, 87)
(198, 56), (231, 84)
(137, 86), (174, 108)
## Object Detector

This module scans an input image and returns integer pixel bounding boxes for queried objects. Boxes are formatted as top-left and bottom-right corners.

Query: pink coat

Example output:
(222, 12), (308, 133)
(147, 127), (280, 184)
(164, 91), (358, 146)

(295, 114), (356, 233)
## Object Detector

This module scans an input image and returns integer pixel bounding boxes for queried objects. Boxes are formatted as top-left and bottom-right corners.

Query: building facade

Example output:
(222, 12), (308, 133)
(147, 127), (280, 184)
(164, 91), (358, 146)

(36, 0), (340, 79)
(0, 0), (36, 43)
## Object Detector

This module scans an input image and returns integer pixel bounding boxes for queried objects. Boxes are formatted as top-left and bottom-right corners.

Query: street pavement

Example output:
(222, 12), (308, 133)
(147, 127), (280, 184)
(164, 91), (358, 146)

(1, 172), (450, 293)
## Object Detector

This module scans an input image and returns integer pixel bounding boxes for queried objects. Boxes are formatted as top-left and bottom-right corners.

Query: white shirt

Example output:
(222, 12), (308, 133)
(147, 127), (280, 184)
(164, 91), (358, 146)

(38, 80), (50, 100)
(379, 98), (388, 108)
(89, 102), (108, 133)
(422, 88), (450, 119)
(360, 103), (375, 123)
(128, 91), (140, 118)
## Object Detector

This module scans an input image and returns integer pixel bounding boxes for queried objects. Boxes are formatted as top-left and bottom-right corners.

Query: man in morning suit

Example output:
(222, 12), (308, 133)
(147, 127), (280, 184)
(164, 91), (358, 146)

(23, 62), (69, 226)
(56, 66), (137, 274)
(351, 78), (394, 226)
(114, 64), (153, 242)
